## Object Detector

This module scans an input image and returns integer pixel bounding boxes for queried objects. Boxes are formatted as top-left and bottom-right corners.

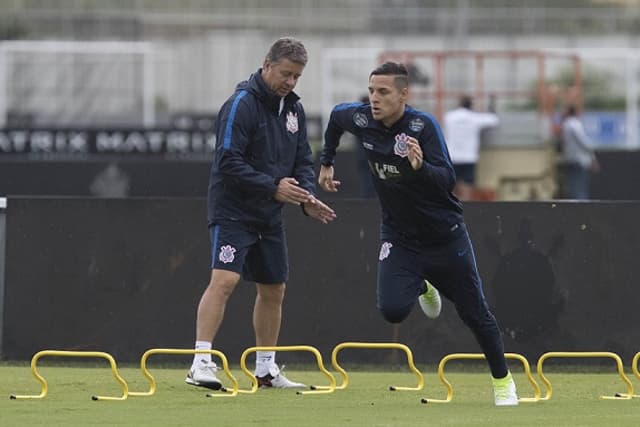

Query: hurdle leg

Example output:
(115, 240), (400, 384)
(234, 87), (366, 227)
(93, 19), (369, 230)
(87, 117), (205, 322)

(623, 352), (640, 398)
(627, 352), (640, 398)
(618, 351), (640, 398)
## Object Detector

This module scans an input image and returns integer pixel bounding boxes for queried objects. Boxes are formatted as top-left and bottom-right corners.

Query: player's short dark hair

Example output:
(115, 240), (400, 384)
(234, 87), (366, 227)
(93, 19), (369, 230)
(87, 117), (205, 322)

(265, 37), (308, 66)
(460, 95), (473, 109)
(370, 62), (409, 90)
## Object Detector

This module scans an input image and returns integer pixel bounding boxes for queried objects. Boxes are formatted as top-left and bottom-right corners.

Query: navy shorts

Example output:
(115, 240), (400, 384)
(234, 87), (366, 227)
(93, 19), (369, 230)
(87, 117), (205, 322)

(377, 223), (490, 326)
(209, 221), (289, 284)
(453, 163), (476, 185)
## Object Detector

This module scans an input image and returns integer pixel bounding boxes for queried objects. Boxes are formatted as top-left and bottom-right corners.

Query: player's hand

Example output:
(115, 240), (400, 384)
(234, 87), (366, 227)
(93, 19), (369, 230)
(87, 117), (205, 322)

(406, 137), (423, 170)
(318, 165), (341, 192)
(303, 196), (337, 224)
(274, 177), (312, 205)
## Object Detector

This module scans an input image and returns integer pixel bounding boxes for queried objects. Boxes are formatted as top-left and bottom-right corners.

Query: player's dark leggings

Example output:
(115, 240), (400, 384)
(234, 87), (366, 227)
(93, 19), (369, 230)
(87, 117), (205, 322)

(376, 224), (508, 379)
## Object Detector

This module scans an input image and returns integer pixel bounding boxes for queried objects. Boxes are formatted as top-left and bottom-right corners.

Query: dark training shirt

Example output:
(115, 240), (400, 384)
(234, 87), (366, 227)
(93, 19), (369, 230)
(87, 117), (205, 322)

(321, 102), (464, 241)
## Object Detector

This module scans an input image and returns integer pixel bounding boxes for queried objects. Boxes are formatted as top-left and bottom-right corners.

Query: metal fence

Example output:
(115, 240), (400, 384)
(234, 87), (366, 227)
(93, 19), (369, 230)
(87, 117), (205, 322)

(1, 1), (639, 39)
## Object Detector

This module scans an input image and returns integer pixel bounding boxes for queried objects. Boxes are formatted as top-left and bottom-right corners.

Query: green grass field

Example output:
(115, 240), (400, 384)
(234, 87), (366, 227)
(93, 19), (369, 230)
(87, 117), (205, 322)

(1, 364), (638, 426)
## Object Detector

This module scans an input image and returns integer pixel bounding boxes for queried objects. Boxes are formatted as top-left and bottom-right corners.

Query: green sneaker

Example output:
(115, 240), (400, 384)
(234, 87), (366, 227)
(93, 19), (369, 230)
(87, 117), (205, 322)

(418, 280), (441, 319)
(492, 371), (519, 406)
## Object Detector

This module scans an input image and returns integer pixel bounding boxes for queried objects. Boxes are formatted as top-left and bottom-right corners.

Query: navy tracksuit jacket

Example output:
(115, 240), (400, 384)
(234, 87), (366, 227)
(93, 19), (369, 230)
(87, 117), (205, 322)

(208, 69), (315, 228)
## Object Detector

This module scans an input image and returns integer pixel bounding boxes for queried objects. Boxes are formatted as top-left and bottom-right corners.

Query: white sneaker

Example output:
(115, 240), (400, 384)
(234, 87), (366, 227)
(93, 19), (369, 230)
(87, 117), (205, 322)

(256, 365), (306, 389)
(493, 371), (519, 406)
(418, 280), (442, 319)
(185, 359), (223, 390)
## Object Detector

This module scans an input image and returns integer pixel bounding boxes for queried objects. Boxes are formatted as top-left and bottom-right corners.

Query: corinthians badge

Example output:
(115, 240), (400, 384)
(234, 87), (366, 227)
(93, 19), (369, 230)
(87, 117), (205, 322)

(286, 111), (299, 134)
(393, 133), (409, 157)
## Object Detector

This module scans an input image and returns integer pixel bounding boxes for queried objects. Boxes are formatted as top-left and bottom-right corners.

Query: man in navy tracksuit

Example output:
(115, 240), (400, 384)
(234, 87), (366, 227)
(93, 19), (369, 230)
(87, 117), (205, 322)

(318, 62), (518, 406)
(187, 37), (336, 391)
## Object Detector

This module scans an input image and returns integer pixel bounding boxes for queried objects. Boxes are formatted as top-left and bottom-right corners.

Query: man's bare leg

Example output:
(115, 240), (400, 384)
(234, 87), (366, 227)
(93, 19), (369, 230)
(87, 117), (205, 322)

(186, 269), (240, 390)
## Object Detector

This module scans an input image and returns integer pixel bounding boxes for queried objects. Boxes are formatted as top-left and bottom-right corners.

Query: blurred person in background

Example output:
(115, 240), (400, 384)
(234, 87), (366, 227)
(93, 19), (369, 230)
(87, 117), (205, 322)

(187, 37), (336, 391)
(318, 62), (518, 406)
(443, 95), (499, 200)
(559, 104), (600, 200)
(89, 162), (130, 198)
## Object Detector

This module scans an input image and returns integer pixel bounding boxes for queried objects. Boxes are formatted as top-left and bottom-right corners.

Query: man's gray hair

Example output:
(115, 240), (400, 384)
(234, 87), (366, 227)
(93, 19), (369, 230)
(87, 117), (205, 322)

(265, 37), (308, 66)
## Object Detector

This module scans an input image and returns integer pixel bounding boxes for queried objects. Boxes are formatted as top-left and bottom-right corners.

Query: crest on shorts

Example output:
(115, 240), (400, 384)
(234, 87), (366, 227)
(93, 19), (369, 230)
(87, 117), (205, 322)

(393, 133), (409, 158)
(379, 242), (393, 261)
(286, 111), (299, 134)
(219, 245), (236, 264)
(409, 118), (424, 132)
(353, 112), (369, 128)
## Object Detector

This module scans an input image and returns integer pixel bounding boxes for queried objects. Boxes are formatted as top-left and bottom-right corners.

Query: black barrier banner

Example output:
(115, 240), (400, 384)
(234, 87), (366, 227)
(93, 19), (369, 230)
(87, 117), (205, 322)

(4, 198), (640, 363)
(0, 128), (215, 160)
(0, 113), (323, 161)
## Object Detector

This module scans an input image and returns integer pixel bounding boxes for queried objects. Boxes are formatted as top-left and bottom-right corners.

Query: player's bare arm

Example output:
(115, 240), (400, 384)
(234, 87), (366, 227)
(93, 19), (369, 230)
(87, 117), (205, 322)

(318, 165), (341, 192)
(274, 177), (312, 205)
(406, 136), (423, 170)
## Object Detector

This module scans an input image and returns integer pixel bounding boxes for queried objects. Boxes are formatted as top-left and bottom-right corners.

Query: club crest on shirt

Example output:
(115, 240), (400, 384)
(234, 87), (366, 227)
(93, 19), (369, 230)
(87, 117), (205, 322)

(219, 245), (236, 264)
(409, 118), (425, 132)
(379, 242), (393, 261)
(393, 133), (409, 158)
(286, 111), (299, 134)
(353, 112), (369, 128)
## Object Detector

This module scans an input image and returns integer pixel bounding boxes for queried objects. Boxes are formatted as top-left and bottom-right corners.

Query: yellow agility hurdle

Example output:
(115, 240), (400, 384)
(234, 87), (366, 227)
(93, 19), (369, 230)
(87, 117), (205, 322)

(9, 350), (129, 401)
(311, 342), (423, 392)
(536, 351), (634, 400)
(239, 345), (336, 395)
(420, 353), (540, 404)
(615, 351), (640, 399)
(128, 348), (239, 398)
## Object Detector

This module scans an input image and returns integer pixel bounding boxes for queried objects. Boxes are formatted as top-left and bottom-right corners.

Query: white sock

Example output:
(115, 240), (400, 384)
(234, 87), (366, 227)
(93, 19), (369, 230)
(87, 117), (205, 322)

(255, 351), (276, 376)
(193, 341), (212, 365)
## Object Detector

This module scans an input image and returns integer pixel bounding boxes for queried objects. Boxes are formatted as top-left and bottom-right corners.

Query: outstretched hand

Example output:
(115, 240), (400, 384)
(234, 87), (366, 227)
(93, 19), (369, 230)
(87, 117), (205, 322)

(274, 177), (312, 205)
(318, 165), (341, 192)
(303, 196), (337, 224)
(406, 136), (423, 170)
